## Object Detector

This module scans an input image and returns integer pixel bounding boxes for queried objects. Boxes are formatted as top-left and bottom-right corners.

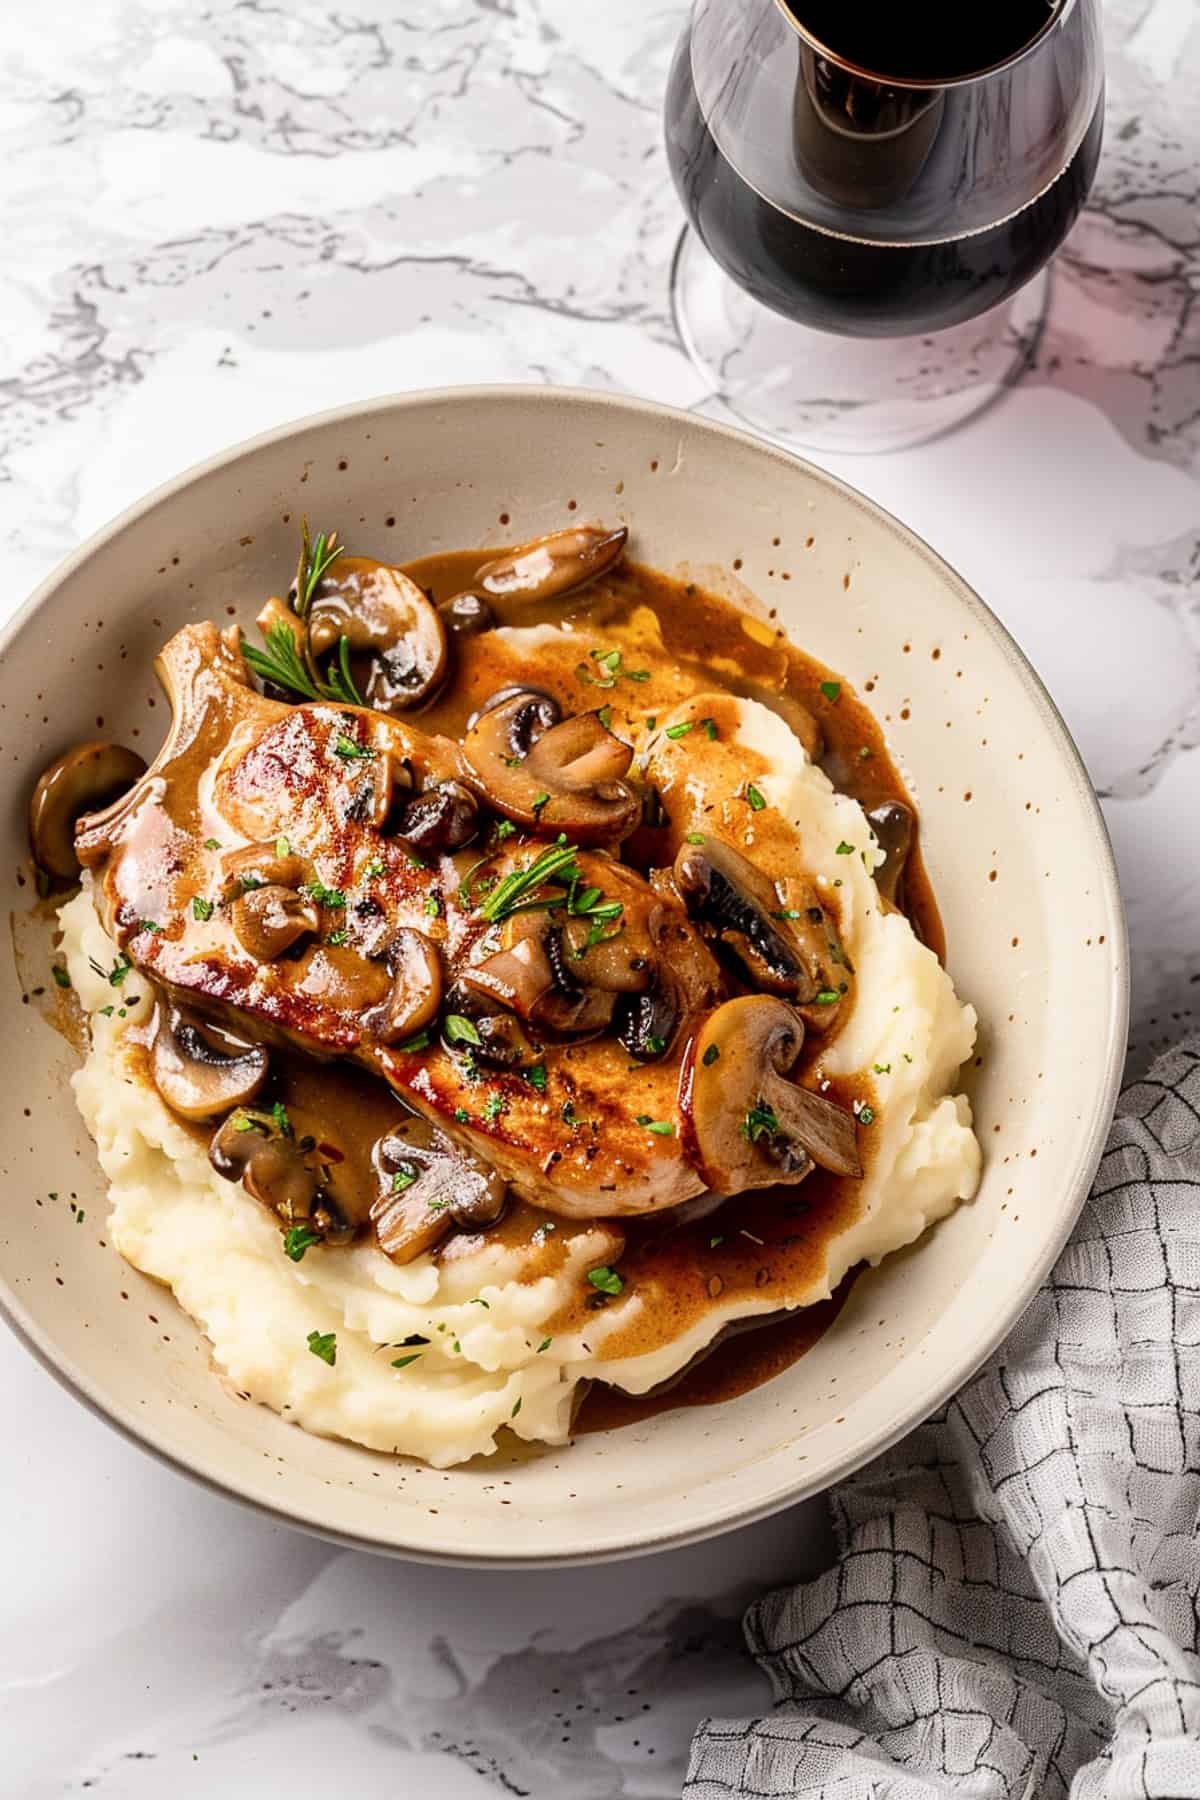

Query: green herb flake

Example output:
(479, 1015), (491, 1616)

(709, 1235), (725, 1249)
(702, 1043), (721, 1067)
(51, 964), (71, 990)
(873, 1063), (891, 1075)
(306, 1329), (337, 1366)
(597, 704), (613, 730)
(108, 955), (132, 988)
(511, 1396), (523, 1419)
(327, 928), (348, 946)
(484, 1093), (507, 1122)
(469, 1297), (490, 1309)
(587, 1266), (624, 1297)
(138, 919), (162, 935)
(685, 832), (706, 846)
(626, 668), (651, 683)
(391, 1162), (418, 1193)
(835, 841), (855, 856)
(531, 791), (550, 813)
(391, 1353), (422, 1369)
(364, 857), (385, 879)
(772, 908), (803, 920)
(525, 1063), (548, 1093)
(815, 989), (841, 1006)
(394, 1028), (432, 1054)
(537, 1337), (552, 1353)
(746, 784), (767, 811)
(636, 1114), (674, 1137)
(192, 896), (215, 922)
(444, 1014), (483, 1047)
(203, 837), (221, 851)
(665, 721), (694, 741)
(644, 1035), (667, 1057)
(493, 820), (516, 843)
(97, 1004), (114, 1018)
(271, 1101), (293, 1139)
(820, 681), (842, 703)
(645, 715), (657, 731)
(284, 1225), (321, 1263)
(702, 717), (718, 739)
(454, 1106), (470, 1124)
(275, 835), (291, 858)
(424, 894), (442, 917)
(304, 880), (346, 909)
(742, 1101), (781, 1144)
(333, 734), (374, 763)
(858, 1105), (876, 1126)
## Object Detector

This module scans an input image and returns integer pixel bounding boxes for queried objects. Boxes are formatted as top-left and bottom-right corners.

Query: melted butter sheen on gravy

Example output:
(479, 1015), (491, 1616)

(133, 549), (944, 1432)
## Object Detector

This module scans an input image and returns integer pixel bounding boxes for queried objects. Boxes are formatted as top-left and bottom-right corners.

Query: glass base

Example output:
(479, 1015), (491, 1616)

(671, 226), (1051, 456)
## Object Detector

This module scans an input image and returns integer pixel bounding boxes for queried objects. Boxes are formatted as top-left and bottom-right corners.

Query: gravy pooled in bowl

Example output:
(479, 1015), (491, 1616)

(35, 521), (981, 1467)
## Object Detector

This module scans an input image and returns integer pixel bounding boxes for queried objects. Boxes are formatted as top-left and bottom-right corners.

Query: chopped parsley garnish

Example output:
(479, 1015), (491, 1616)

(814, 989), (841, 1006)
(97, 1004), (114, 1017)
(645, 715), (657, 731)
(537, 1337), (552, 1353)
(333, 734), (374, 763)
(685, 832), (706, 845)
(469, 1297), (490, 1309)
(453, 1106), (469, 1124)
(492, 819), (516, 843)
(306, 1329), (337, 1366)
(364, 857), (385, 879)
(636, 1114), (674, 1136)
(702, 1043), (721, 1067)
(525, 1063), (548, 1092)
(665, 721), (694, 741)
(51, 964), (71, 989)
(820, 680), (841, 703)
(192, 896), (215, 922)
(709, 1235), (725, 1249)
(741, 1101), (780, 1144)
(391, 1162), (418, 1192)
(424, 894), (442, 917)
(561, 1100), (580, 1127)
(531, 791), (550, 813)
(444, 1014), (483, 1047)
(873, 1063), (891, 1075)
(304, 880), (346, 909)
(284, 1225), (321, 1262)
(484, 1093), (507, 1122)
(597, 704), (613, 730)
(271, 1101), (293, 1138)
(203, 837), (221, 851)
(772, 908), (802, 920)
(511, 1397), (523, 1419)
(746, 784), (766, 811)
(858, 1105), (876, 1126)
(835, 841), (854, 856)
(327, 928), (348, 946)
(108, 954), (132, 988)
(701, 717), (718, 740)
(391, 1353), (422, 1369)
(394, 1028), (432, 1053)
(644, 1035), (667, 1056)
(587, 1266), (624, 1296)
(275, 835), (290, 858)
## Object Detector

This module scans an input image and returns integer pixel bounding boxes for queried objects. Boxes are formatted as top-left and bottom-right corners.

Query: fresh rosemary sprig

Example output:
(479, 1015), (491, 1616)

(479, 840), (582, 924)
(294, 520), (343, 619)
(242, 521), (365, 707)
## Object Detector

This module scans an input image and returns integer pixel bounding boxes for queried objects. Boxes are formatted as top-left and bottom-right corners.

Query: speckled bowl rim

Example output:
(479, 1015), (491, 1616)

(0, 385), (1129, 1566)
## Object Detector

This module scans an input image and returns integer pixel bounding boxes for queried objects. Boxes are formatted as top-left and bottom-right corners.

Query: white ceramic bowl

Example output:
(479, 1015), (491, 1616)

(0, 388), (1127, 1564)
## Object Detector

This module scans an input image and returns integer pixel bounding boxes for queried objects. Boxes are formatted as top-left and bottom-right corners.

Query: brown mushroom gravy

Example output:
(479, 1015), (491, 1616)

(32, 519), (946, 1438)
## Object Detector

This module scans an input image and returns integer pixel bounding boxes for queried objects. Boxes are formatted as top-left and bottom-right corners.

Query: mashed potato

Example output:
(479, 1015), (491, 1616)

(61, 695), (980, 1468)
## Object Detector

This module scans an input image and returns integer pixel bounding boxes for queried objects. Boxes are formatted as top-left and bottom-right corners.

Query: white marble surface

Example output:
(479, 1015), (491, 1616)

(3, 1), (1199, 1793)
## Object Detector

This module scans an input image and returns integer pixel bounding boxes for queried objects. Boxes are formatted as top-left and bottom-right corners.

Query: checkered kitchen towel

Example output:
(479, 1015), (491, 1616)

(687, 1038), (1200, 1798)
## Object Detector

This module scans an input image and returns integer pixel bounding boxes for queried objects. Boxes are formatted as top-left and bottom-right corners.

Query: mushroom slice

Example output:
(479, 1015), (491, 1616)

(866, 801), (914, 907)
(371, 1120), (506, 1262)
(461, 699), (640, 843)
(230, 884), (322, 961)
(393, 780), (479, 853)
(679, 996), (862, 1194)
(150, 1004), (269, 1120)
(29, 742), (148, 880)
(462, 925), (615, 1036)
(439, 591), (495, 636)
(465, 685), (561, 748)
(307, 557), (448, 711)
(209, 1107), (352, 1243)
(614, 980), (680, 1062)
(473, 523), (628, 605)
(360, 927), (443, 1045)
(220, 841), (309, 901)
(440, 982), (543, 1071)
(674, 837), (849, 1018)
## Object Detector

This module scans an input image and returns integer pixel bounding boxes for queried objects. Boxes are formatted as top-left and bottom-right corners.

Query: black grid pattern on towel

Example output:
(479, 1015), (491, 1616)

(687, 1040), (1200, 1798)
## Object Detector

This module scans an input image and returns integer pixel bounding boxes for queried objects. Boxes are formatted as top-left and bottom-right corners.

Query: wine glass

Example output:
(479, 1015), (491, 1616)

(664, 0), (1105, 453)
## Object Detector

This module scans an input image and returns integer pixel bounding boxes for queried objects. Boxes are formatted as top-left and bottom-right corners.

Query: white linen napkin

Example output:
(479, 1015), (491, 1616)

(686, 1038), (1200, 1798)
